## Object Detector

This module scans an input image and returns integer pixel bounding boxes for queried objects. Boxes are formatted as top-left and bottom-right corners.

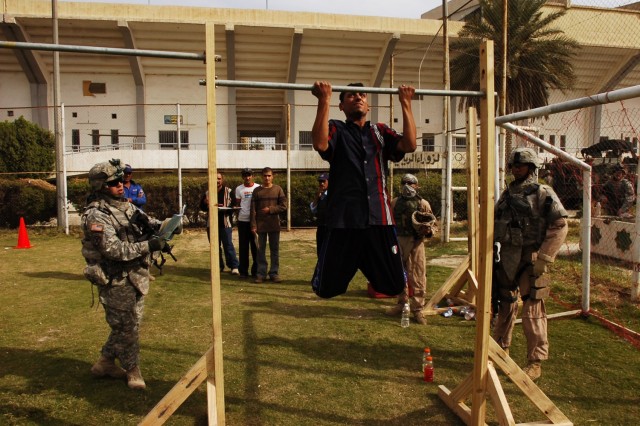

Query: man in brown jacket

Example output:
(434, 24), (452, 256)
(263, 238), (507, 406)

(250, 167), (287, 283)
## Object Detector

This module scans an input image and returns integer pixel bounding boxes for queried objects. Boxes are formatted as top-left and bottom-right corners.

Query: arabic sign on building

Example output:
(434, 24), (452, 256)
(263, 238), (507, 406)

(394, 151), (472, 169)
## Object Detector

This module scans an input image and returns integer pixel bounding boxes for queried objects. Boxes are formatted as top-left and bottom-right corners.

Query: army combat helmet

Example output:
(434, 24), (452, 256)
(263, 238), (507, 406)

(401, 173), (418, 185)
(508, 147), (541, 169)
(88, 158), (125, 191)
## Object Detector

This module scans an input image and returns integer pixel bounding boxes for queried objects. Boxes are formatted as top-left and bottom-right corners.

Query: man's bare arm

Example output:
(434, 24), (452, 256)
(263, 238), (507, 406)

(312, 81), (332, 153)
(397, 85), (417, 153)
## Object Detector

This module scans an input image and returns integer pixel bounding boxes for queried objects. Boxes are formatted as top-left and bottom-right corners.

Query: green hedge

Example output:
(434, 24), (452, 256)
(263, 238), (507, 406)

(0, 179), (57, 227)
(4, 170), (472, 228)
(67, 172), (323, 227)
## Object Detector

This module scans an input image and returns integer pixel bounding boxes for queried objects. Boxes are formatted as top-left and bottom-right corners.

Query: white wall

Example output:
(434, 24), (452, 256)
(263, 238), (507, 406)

(0, 72), (35, 121)
(60, 73), (139, 152)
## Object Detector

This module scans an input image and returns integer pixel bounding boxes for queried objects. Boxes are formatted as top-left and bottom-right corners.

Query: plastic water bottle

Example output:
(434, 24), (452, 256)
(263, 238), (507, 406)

(423, 352), (434, 382)
(464, 307), (476, 321)
(400, 302), (410, 328)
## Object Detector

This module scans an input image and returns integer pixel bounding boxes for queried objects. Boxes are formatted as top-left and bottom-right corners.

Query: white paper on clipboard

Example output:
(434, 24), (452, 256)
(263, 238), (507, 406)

(158, 204), (186, 240)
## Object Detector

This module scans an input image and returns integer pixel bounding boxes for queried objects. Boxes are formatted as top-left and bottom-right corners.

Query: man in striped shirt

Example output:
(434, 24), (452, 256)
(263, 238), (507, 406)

(310, 81), (417, 298)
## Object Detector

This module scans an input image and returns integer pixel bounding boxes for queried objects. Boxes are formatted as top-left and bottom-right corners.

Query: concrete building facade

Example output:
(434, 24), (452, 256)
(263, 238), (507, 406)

(2, 0), (640, 175)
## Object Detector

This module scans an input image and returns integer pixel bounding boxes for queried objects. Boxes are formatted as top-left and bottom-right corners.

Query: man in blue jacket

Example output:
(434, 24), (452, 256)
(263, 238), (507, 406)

(123, 164), (147, 210)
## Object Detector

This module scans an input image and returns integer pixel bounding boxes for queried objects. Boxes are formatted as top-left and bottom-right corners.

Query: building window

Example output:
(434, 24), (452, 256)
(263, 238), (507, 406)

(159, 130), (189, 150)
(111, 129), (119, 148)
(299, 131), (313, 151)
(422, 133), (435, 152)
(560, 135), (567, 151)
(453, 136), (466, 152)
(539, 135), (545, 153)
(92, 129), (100, 151)
(549, 135), (556, 146)
(239, 132), (277, 150)
(72, 129), (80, 152)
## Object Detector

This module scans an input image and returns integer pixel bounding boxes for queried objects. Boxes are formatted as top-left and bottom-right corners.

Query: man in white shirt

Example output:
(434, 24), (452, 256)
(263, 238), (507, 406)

(235, 168), (260, 278)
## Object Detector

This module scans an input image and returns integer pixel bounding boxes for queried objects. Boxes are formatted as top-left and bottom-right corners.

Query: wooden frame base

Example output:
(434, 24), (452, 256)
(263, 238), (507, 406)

(438, 340), (572, 426)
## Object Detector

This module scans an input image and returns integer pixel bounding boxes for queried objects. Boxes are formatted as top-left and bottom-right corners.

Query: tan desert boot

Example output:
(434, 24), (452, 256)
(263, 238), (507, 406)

(414, 311), (427, 325)
(126, 366), (146, 390)
(523, 361), (542, 381)
(385, 303), (405, 317)
(90, 355), (126, 379)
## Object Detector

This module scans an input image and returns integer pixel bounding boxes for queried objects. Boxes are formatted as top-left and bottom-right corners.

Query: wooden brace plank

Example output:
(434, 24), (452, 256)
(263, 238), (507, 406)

(438, 385), (473, 425)
(488, 340), (571, 425)
(448, 372), (474, 403)
(486, 361), (515, 426)
(424, 255), (470, 313)
(139, 346), (213, 426)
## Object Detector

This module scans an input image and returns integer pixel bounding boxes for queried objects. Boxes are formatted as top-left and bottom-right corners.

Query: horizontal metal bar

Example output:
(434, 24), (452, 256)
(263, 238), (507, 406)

(208, 79), (485, 97)
(499, 123), (591, 171)
(0, 40), (216, 62)
(496, 84), (640, 124)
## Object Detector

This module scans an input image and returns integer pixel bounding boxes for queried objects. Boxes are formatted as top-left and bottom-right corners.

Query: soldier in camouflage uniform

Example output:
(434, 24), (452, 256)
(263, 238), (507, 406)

(601, 163), (635, 217)
(81, 159), (168, 390)
(493, 148), (568, 381)
(386, 173), (437, 325)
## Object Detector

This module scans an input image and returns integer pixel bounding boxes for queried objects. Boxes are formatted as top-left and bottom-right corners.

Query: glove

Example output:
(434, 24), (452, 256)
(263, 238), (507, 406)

(148, 237), (166, 252)
(533, 258), (549, 277)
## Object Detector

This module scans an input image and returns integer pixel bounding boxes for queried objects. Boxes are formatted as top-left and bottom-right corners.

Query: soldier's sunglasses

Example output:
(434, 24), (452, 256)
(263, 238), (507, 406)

(106, 178), (123, 187)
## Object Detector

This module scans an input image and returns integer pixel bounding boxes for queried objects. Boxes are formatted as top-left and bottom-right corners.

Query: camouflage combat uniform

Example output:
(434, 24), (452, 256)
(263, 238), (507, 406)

(602, 176), (635, 216)
(391, 190), (434, 313)
(493, 173), (568, 363)
(81, 193), (160, 371)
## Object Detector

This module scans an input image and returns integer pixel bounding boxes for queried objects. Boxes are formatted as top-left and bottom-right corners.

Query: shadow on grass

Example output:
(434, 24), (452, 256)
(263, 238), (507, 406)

(23, 271), (85, 281)
(0, 346), (206, 424)
(225, 395), (464, 426)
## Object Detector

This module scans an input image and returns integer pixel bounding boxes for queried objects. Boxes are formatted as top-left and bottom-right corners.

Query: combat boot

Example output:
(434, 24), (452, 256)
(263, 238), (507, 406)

(126, 366), (146, 390)
(414, 311), (427, 325)
(385, 303), (405, 317)
(91, 355), (126, 379)
(523, 361), (542, 381)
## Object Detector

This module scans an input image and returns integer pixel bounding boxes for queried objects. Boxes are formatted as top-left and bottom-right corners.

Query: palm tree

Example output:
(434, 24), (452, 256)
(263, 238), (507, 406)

(450, 0), (579, 117)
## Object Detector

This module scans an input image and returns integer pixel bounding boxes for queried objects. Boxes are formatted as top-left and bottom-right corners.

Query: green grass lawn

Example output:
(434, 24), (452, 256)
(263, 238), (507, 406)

(0, 227), (638, 425)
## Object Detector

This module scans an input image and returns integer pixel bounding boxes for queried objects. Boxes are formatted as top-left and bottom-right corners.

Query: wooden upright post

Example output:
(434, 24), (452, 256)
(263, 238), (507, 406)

(470, 38), (496, 426)
(205, 21), (226, 426)
(466, 106), (479, 300)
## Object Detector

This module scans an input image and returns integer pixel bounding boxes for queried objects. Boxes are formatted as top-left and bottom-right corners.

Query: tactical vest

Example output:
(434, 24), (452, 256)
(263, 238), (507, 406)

(394, 195), (421, 237)
(81, 197), (150, 288)
(494, 182), (545, 250)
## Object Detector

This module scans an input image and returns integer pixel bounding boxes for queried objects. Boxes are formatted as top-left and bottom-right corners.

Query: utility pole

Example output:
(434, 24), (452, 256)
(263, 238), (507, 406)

(53, 0), (67, 232)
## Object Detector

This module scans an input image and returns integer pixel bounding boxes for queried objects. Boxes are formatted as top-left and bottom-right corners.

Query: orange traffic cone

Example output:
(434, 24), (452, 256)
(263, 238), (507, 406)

(15, 217), (32, 249)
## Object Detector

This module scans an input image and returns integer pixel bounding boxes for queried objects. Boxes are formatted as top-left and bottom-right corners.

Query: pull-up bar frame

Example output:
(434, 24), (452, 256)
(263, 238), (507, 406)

(206, 78), (485, 97)
(0, 40), (216, 61)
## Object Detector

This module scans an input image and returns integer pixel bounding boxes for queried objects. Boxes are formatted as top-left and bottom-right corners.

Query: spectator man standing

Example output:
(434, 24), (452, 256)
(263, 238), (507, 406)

(123, 164), (147, 210)
(309, 172), (329, 257)
(250, 167), (287, 283)
(235, 168), (260, 278)
(200, 172), (240, 275)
